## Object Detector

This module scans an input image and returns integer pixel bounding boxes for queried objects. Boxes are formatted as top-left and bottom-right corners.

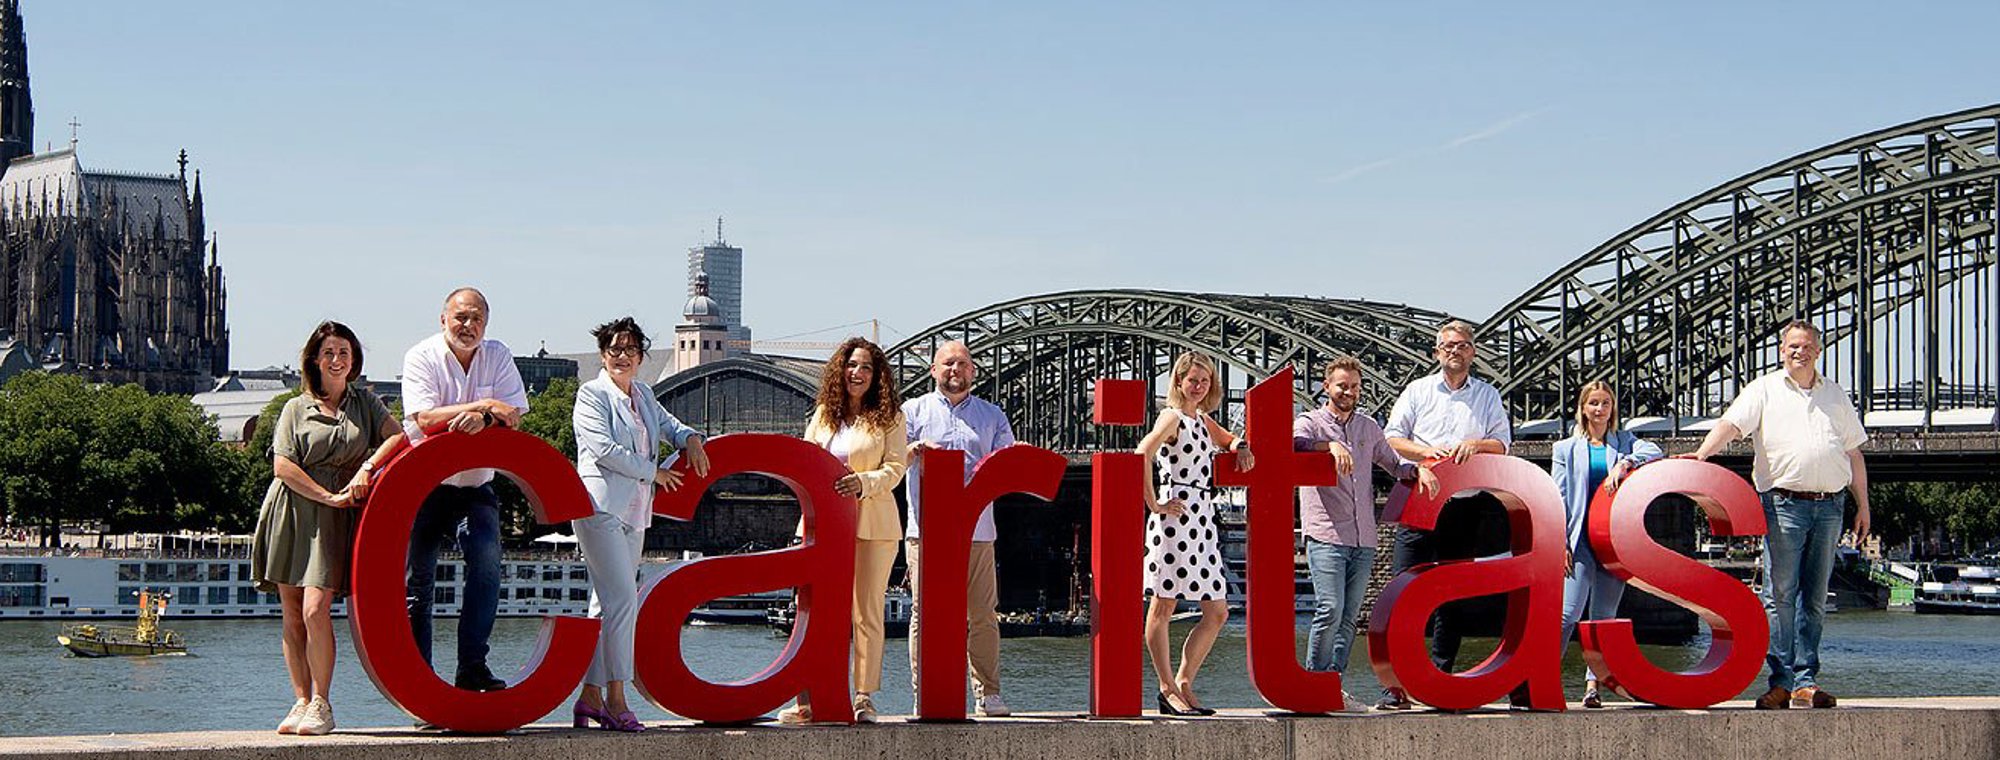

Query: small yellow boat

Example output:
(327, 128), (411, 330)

(57, 589), (187, 657)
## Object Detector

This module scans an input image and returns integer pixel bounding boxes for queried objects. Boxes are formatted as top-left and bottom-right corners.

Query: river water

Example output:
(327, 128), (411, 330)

(2, 612), (1996, 736)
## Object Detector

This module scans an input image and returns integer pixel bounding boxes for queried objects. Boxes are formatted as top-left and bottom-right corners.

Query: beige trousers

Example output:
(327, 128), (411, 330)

(852, 538), (900, 694)
(906, 538), (1001, 699)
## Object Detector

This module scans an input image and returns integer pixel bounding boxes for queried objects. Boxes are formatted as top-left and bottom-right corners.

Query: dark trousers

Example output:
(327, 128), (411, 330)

(406, 483), (502, 671)
(1380, 494), (1490, 698)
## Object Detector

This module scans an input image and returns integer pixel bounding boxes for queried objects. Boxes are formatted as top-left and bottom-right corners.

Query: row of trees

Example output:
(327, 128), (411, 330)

(0, 373), (583, 547)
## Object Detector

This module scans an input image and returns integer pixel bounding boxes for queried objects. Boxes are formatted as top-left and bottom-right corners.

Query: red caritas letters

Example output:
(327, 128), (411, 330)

(1579, 458), (1769, 708)
(910, 446), (1065, 721)
(348, 428), (600, 733)
(1365, 451), (1569, 711)
(1212, 367), (1346, 713)
(350, 376), (1771, 731)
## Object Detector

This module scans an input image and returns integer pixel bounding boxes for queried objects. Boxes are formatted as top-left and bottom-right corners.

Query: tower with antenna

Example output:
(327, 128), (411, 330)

(686, 216), (750, 349)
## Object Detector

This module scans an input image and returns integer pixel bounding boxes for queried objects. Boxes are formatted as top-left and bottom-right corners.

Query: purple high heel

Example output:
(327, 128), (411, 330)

(608, 711), (645, 733)
(573, 700), (613, 729)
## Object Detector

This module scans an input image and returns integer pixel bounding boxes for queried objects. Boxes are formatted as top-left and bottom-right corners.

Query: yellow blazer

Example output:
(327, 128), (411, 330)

(804, 405), (909, 541)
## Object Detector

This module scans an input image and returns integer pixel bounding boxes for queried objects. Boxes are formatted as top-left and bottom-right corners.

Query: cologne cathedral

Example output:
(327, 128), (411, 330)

(0, 0), (227, 393)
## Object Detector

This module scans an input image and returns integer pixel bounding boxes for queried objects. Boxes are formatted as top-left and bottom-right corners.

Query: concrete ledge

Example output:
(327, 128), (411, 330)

(3, 698), (1996, 760)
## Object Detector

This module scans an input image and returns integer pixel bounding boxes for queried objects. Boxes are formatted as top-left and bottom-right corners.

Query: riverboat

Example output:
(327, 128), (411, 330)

(56, 589), (186, 657)
(1914, 564), (2000, 615)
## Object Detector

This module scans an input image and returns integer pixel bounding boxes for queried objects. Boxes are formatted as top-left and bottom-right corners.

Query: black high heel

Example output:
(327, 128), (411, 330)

(1157, 691), (1193, 716)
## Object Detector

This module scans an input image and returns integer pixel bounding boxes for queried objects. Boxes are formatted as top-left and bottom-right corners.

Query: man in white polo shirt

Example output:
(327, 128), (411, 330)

(401, 287), (529, 694)
(1690, 319), (1870, 710)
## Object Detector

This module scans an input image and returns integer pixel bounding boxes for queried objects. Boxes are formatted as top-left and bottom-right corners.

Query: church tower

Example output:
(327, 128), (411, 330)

(674, 273), (729, 374)
(0, 0), (32, 167)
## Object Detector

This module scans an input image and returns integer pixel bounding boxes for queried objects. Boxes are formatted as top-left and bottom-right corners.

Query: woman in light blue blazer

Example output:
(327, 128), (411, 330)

(570, 317), (710, 732)
(1551, 380), (1662, 708)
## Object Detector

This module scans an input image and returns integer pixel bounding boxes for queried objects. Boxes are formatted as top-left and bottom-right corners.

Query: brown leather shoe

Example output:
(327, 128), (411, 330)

(1754, 686), (1791, 709)
(1791, 686), (1837, 708)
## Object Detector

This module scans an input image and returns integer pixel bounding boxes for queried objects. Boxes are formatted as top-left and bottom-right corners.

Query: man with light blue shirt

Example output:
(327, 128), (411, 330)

(400, 287), (529, 694)
(1377, 320), (1512, 710)
(902, 341), (1016, 717)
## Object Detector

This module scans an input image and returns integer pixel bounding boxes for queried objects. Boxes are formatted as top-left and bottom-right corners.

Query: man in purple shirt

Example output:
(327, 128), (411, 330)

(1292, 356), (1437, 710)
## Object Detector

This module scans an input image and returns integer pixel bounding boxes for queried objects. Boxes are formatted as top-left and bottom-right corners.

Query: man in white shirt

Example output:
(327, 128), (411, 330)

(1377, 320), (1512, 710)
(902, 341), (1017, 717)
(1690, 320), (1870, 710)
(401, 287), (529, 693)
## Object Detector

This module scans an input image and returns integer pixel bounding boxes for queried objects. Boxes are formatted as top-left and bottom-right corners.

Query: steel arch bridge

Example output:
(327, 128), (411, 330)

(1485, 104), (2000, 423)
(885, 289), (1467, 451)
(884, 106), (2000, 450)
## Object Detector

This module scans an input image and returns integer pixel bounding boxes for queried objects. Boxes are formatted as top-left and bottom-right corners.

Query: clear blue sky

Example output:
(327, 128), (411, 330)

(22, 1), (2000, 375)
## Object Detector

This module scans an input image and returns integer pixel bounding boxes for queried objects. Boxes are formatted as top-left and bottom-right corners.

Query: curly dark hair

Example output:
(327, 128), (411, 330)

(814, 337), (900, 431)
(590, 316), (651, 353)
(300, 321), (363, 399)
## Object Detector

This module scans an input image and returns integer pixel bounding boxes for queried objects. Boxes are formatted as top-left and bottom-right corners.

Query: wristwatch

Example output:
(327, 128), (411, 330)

(359, 461), (376, 474)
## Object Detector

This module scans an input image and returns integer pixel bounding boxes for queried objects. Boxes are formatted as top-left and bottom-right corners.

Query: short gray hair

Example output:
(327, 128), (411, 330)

(1436, 320), (1476, 344)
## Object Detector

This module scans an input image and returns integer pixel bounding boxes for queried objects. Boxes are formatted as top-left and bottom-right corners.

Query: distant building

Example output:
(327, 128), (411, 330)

(210, 366), (298, 393)
(673, 273), (730, 374)
(514, 345), (579, 395)
(0, 1), (228, 394)
(686, 220), (749, 348)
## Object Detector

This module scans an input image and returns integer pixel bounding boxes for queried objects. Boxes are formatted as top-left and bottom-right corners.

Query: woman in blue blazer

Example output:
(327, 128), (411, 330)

(1551, 380), (1661, 708)
(570, 317), (710, 731)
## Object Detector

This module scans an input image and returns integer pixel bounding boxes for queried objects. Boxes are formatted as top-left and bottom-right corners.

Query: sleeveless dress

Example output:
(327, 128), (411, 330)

(1145, 408), (1227, 601)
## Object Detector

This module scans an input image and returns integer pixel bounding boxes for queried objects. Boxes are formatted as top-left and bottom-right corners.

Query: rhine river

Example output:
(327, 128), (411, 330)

(2, 613), (1996, 736)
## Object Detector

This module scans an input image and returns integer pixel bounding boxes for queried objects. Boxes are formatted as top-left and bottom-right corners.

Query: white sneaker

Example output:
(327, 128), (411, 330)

(852, 693), (879, 723)
(977, 693), (1012, 717)
(295, 696), (334, 736)
(777, 703), (813, 725)
(276, 698), (309, 734)
(1338, 690), (1368, 714)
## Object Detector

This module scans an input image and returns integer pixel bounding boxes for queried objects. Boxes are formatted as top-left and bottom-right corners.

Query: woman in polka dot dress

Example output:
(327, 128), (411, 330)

(1137, 353), (1253, 716)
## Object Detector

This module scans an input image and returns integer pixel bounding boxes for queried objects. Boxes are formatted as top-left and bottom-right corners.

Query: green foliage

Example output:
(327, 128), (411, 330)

(518, 377), (578, 459)
(1871, 480), (2000, 556)
(0, 372), (261, 543)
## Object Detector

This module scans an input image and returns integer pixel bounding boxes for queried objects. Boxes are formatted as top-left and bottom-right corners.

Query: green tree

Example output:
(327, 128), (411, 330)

(1871, 480), (2000, 557)
(495, 377), (579, 537)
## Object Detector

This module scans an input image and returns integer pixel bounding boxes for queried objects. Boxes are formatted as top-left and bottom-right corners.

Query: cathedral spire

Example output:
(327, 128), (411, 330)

(0, 0), (31, 166)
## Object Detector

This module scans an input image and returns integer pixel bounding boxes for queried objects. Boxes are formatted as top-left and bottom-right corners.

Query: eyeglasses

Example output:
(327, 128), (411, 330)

(1435, 340), (1473, 353)
(603, 346), (643, 358)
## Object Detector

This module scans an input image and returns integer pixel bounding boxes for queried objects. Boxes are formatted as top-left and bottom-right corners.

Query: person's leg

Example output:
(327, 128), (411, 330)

(966, 541), (1001, 700)
(1580, 548), (1628, 683)
(1303, 539), (1343, 672)
(277, 584), (310, 701)
(1760, 492), (1809, 691)
(904, 538), (924, 700)
(1558, 543), (1594, 664)
(605, 523), (646, 715)
(1791, 496), (1844, 691)
(404, 488), (454, 666)
(1144, 595), (1186, 707)
(302, 586), (338, 699)
(571, 512), (632, 695)
(455, 485), (503, 676)
(850, 539), (898, 696)
(1331, 545), (1375, 675)
(1174, 599), (1230, 709)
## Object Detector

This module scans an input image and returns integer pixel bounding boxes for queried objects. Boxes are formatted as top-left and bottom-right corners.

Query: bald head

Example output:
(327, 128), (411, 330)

(931, 340), (976, 398)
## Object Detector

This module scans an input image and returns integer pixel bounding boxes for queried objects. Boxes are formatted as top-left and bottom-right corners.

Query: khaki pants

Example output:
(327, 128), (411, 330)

(906, 538), (1001, 699)
(852, 539), (899, 694)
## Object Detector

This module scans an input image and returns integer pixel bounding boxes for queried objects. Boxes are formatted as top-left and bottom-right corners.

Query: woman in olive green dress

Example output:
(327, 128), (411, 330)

(250, 322), (405, 736)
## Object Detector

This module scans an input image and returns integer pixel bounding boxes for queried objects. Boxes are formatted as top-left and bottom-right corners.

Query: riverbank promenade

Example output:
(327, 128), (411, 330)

(4, 698), (1994, 760)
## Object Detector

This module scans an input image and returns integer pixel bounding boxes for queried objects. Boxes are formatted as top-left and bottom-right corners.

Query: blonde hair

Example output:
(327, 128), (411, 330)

(1572, 380), (1620, 440)
(1166, 353), (1223, 414)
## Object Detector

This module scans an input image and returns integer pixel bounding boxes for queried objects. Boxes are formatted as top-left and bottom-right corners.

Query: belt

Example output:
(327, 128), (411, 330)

(1159, 480), (1217, 496)
(1771, 487), (1841, 501)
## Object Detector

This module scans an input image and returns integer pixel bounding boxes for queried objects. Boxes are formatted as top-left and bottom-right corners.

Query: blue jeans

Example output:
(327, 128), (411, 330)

(406, 483), (502, 670)
(1558, 540), (1626, 682)
(1760, 490), (1845, 691)
(1304, 539), (1375, 674)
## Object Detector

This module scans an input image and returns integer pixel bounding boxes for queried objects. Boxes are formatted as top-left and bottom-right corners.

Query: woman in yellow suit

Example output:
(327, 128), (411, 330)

(780, 336), (908, 724)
